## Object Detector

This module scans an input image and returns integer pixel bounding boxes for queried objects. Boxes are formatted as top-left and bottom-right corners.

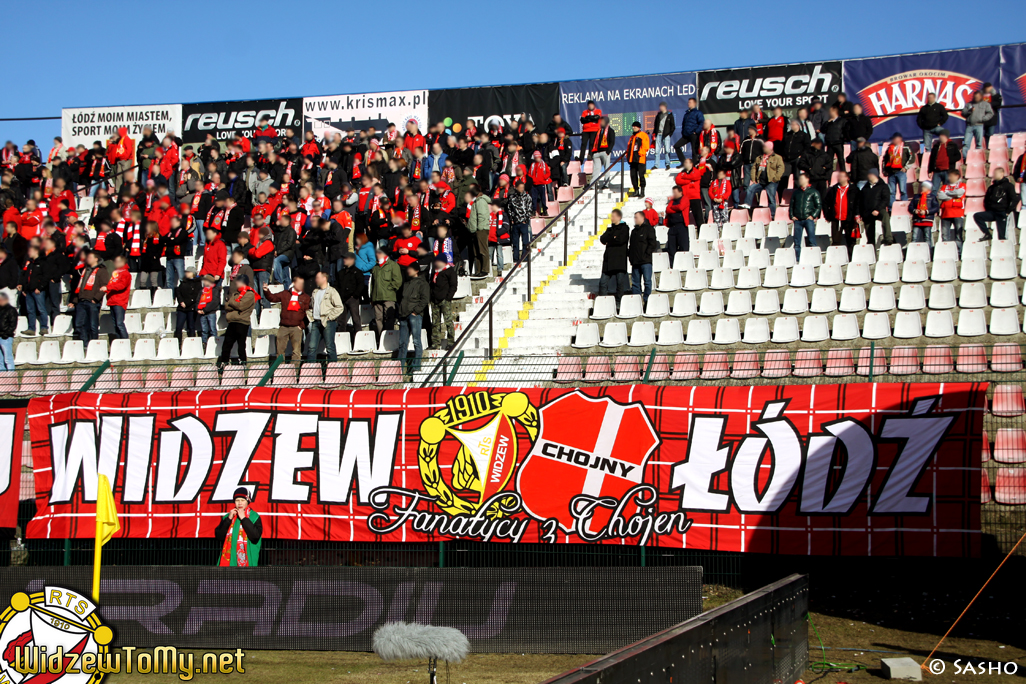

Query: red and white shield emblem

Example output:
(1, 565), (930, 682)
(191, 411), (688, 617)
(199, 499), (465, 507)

(516, 392), (659, 535)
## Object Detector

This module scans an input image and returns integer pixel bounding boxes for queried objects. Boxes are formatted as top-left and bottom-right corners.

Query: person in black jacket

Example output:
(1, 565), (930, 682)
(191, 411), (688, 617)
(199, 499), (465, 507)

(982, 83), (1002, 144)
(821, 105), (848, 173)
(599, 209), (629, 303)
(847, 104), (874, 143)
(0, 246), (20, 303)
(19, 244), (48, 336)
(651, 103), (676, 171)
(0, 291), (16, 371)
(917, 93), (949, 150)
(847, 138), (879, 187)
(174, 268), (202, 342)
(272, 215), (297, 285)
(93, 221), (123, 270)
(781, 120), (810, 199)
(428, 257), (457, 350)
(823, 171), (860, 259)
(628, 213), (657, 305)
(139, 222), (164, 295)
(798, 138), (832, 199)
(927, 131), (962, 193)
(163, 215), (191, 293)
(860, 169), (893, 246)
(334, 252), (364, 346)
(974, 166), (1015, 240)
(41, 237), (68, 329)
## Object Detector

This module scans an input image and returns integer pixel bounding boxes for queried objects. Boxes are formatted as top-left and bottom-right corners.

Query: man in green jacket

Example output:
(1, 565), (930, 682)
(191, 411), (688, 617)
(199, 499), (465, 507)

(370, 248), (402, 341)
(397, 264), (429, 376)
(465, 189), (491, 279)
(788, 173), (822, 261)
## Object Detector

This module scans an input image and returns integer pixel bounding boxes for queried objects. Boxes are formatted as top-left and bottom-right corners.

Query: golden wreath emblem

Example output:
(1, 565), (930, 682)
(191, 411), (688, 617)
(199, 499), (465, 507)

(418, 391), (539, 519)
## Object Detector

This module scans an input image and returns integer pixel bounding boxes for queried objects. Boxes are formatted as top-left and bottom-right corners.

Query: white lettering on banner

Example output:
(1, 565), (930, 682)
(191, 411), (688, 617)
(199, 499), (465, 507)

(303, 91), (428, 141)
(61, 105), (182, 148)
(271, 413), (319, 502)
(123, 415), (155, 504)
(48, 416), (123, 504)
(183, 101), (298, 136)
(317, 414), (401, 506)
(670, 415), (731, 512)
(0, 414), (12, 496)
(857, 71), (980, 119)
(156, 416), (213, 503)
(560, 83), (696, 105)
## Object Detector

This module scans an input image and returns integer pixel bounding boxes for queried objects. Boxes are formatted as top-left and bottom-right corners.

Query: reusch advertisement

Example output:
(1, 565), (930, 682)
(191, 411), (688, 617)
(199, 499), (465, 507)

(559, 73), (697, 152)
(428, 83), (560, 137)
(843, 46), (1000, 142)
(302, 90), (428, 141)
(23, 383), (983, 556)
(181, 98), (303, 145)
(61, 104), (182, 149)
(697, 62), (843, 124)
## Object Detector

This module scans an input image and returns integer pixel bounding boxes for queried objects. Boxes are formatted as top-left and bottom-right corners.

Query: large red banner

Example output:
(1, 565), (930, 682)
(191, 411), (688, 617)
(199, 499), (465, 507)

(0, 404), (25, 529)
(25, 383), (985, 555)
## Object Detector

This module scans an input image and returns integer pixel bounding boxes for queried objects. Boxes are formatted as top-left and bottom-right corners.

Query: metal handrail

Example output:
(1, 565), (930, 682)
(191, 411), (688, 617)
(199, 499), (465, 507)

(420, 152), (628, 386)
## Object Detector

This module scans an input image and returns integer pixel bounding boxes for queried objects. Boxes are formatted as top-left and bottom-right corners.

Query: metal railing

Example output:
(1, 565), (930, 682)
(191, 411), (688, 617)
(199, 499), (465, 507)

(419, 152), (629, 386)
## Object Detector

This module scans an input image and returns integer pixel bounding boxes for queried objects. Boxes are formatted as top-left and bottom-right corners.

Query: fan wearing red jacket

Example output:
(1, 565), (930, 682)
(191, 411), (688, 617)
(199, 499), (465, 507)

(527, 151), (552, 217)
(48, 179), (76, 223)
(674, 159), (704, 227)
(642, 198), (660, 227)
(404, 121), (426, 154)
(709, 168), (733, 228)
(108, 127), (134, 192)
(199, 226), (227, 284)
(104, 255), (133, 339)
(579, 101), (602, 162)
(19, 199), (44, 240)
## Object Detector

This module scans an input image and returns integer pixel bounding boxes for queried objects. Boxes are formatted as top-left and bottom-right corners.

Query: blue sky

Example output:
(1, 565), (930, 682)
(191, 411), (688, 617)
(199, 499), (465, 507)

(4, 0), (1024, 152)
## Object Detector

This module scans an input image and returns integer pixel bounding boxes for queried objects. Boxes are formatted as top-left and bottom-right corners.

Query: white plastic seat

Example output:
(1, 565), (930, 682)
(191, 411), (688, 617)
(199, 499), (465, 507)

(839, 287), (867, 313)
(651, 252), (670, 272)
(156, 337), (180, 360)
(831, 313), (860, 341)
(599, 322), (628, 347)
(721, 223), (743, 241)
(810, 288), (837, 313)
(672, 252), (695, 271)
(627, 321), (656, 347)
(698, 291), (724, 316)
(656, 269), (682, 292)
(900, 260), (927, 283)
(990, 240), (1015, 260)
(713, 318), (741, 345)
(990, 308), (1021, 336)
(744, 222), (765, 240)
(781, 288), (808, 314)
(816, 263), (843, 286)
(955, 308), (986, 337)
(127, 290), (151, 309)
(867, 286), (896, 312)
(990, 282), (1019, 308)
(957, 282), (987, 309)
(683, 268), (709, 291)
(14, 341), (36, 365)
(655, 320), (684, 346)
(800, 315), (829, 342)
(572, 323), (600, 348)
(789, 264), (816, 287)
(898, 284), (926, 310)
(697, 250), (719, 270)
(934, 242), (959, 262)
(684, 319), (712, 345)
(376, 330), (401, 354)
(726, 290), (752, 315)
(763, 265), (789, 288)
(735, 267), (761, 289)
(798, 246), (823, 266)
(825, 246), (849, 265)
(151, 289), (174, 308)
(862, 312), (892, 340)
(962, 242), (987, 261)
(591, 295), (616, 320)
(873, 261), (899, 284)
(742, 318), (770, 344)
(990, 258), (1017, 280)
(722, 249), (745, 270)
(109, 339), (132, 362)
(747, 249), (771, 269)
(616, 295), (644, 319)
(124, 313), (143, 335)
(143, 312), (164, 334)
(753, 289), (780, 315)
(878, 243), (903, 264)
(85, 340), (108, 362)
(132, 338), (157, 361)
(771, 316), (799, 343)
(852, 243), (876, 265)
(698, 225), (719, 244)
(922, 308), (956, 339)
(453, 276), (471, 299)
(893, 311), (923, 339)
(56, 340), (85, 365)
(930, 259), (957, 282)
(773, 247), (796, 268)
(844, 262), (871, 285)
(333, 333), (352, 357)
(256, 308), (280, 330)
(670, 292), (696, 317)
(735, 237), (756, 256)
(643, 293), (670, 318)
(44, 315), (73, 338)
(906, 242), (932, 263)
(959, 258), (986, 282)
(928, 283), (956, 309)
(180, 337), (204, 360)
(31, 340), (61, 365)
(709, 267), (734, 290)
(350, 330), (377, 354)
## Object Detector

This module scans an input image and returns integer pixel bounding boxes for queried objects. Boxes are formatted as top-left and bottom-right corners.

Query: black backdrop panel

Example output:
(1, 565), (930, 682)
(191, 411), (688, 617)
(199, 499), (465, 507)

(3, 566), (702, 653)
(428, 83), (560, 131)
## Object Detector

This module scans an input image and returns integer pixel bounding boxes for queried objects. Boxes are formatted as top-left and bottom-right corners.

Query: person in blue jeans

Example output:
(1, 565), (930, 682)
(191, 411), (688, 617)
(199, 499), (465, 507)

(397, 263), (428, 376)
(0, 292), (16, 370)
(788, 174), (821, 261)
(197, 275), (220, 346)
(880, 133), (911, 210)
(69, 252), (108, 345)
(651, 102), (676, 170)
(628, 211), (657, 304)
(19, 245), (49, 336)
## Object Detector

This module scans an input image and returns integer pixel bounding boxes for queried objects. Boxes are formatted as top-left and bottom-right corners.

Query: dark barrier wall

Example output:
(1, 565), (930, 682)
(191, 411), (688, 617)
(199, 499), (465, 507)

(542, 574), (808, 684)
(1, 566), (701, 653)
(428, 83), (560, 134)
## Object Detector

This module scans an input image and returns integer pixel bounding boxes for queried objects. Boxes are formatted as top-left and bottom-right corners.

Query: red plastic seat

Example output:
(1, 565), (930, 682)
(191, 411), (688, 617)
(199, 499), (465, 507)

(613, 357), (641, 382)
(964, 162), (986, 179)
(323, 361), (350, 386)
(170, 366), (196, 390)
(43, 370), (69, 394)
(351, 360), (377, 385)
(825, 349), (854, 377)
(556, 186), (574, 203)
(647, 354), (671, 381)
(375, 360), (404, 384)
(981, 468), (992, 503)
(296, 363), (323, 387)
(965, 178), (987, 196)
(992, 385), (1025, 417)
(119, 369), (145, 392)
(731, 351), (760, 379)
(993, 429), (1026, 464)
(245, 364), (268, 386)
(730, 209), (750, 224)
(584, 356), (611, 382)
(762, 350), (791, 378)
(271, 364), (297, 387)
(982, 429), (991, 462)
(700, 352), (729, 380)
(144, 369), (169, 391)
(751, 208), (772, 223)
(670, 352), (699, 380)
(195, 366), (220, 389)
(991, 344), (1023, 373)
(555, 357), (582, 383)
(994, 468), (1026, 504)
(955, 344), (988, 373)
(793, 349), (823, 377)
(964, 196), (985, 213)
(855, 346), (888, 376)
(888, 347), (919, 375)
(922, 345), (953, 374)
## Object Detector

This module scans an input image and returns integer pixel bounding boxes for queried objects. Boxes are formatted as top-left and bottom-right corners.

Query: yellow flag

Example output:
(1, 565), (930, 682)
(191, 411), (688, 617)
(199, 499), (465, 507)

(96, 474), (120, 546)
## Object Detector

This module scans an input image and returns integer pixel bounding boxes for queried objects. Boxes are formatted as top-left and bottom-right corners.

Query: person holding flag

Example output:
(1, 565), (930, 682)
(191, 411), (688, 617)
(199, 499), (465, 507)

(215, 486), (263, 567)
(93, 473), (120, 601)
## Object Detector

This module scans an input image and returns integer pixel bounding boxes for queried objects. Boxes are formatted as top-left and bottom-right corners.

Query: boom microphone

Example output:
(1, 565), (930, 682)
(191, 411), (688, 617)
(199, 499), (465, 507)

(373, 622), (470, 684)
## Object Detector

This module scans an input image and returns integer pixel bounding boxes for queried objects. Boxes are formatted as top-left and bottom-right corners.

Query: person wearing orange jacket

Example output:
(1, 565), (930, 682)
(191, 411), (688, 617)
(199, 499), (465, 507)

(625, 122), (651, 197)
(579, 101), (602, 163)
(108, 127), (135, 193)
